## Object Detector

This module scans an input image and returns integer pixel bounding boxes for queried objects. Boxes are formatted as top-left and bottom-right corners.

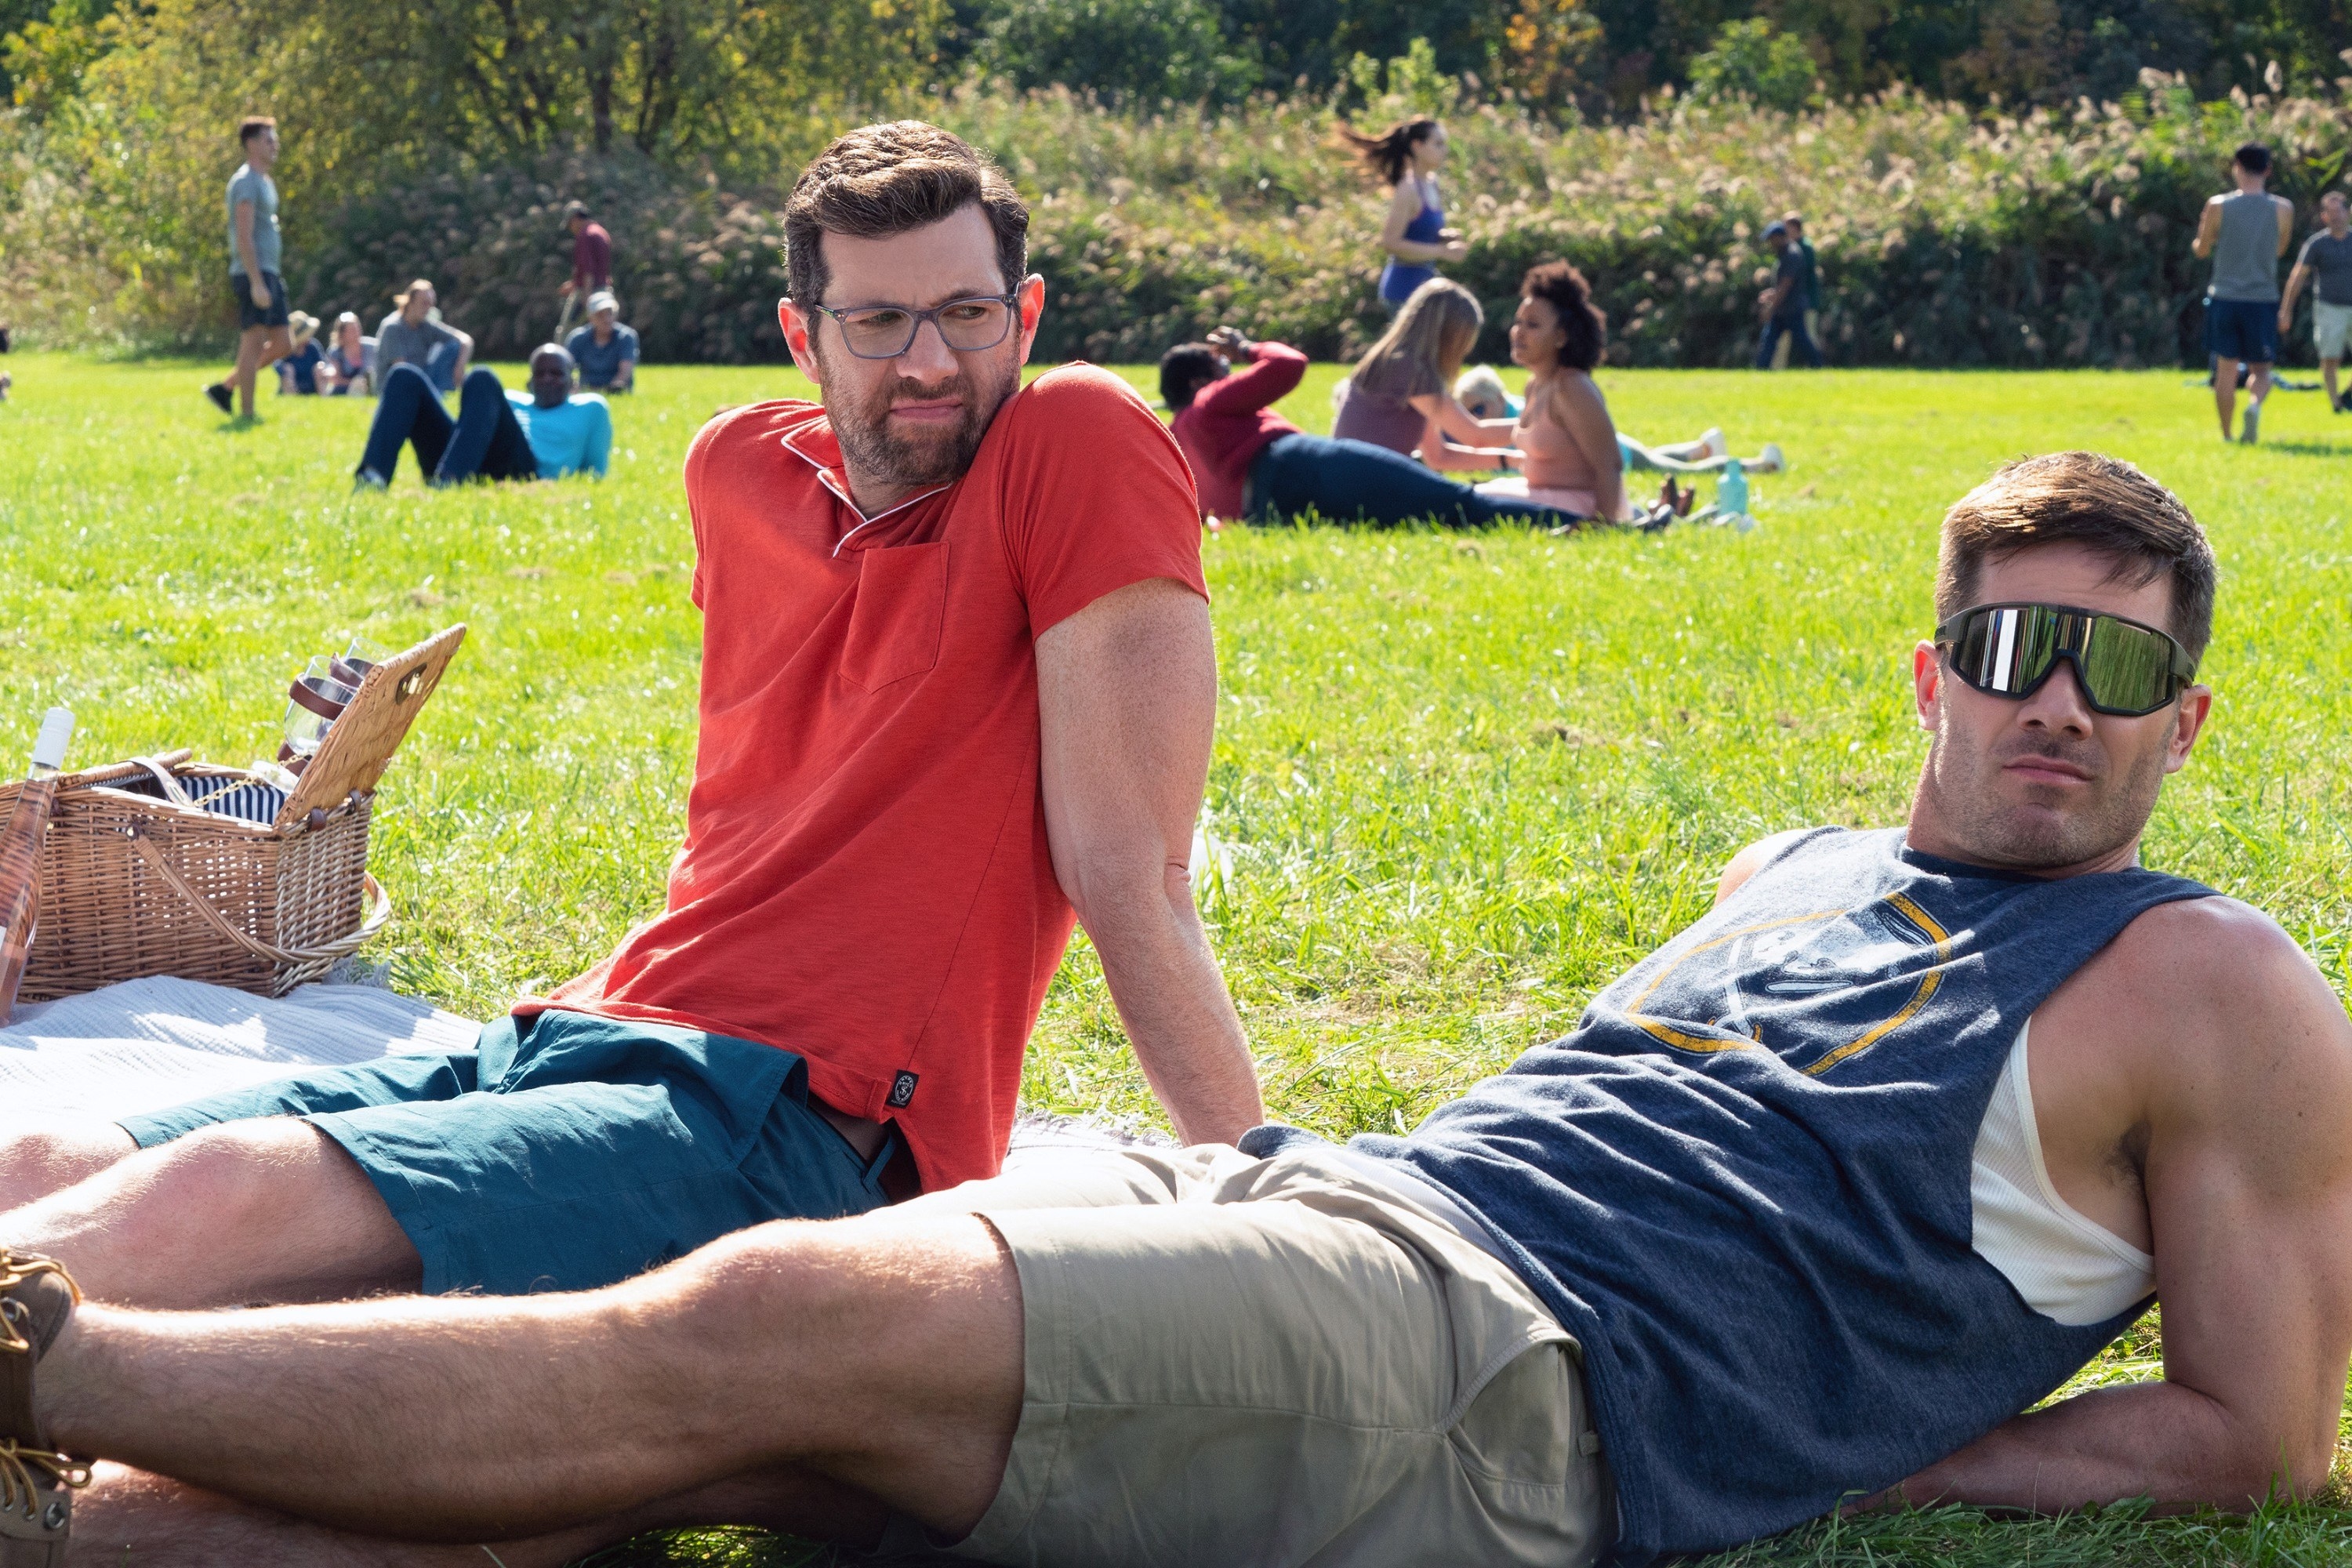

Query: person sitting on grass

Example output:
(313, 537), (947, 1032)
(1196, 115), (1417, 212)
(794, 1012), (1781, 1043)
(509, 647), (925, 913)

(1455, 365), (1786, 477)
(321, 311), (372, 397)
(563, 289), (637, 393)
(354, 346), (610, 488)
(1163, 326), (1613, 529)
(1331, 277), (1519, 471)
(274, 312), (325, 395)
(373, 278), (473, 394)
(1477, 260), (1693, 522)
(2, 454), (2344, 1568)
(0, 131), (1261, 1564)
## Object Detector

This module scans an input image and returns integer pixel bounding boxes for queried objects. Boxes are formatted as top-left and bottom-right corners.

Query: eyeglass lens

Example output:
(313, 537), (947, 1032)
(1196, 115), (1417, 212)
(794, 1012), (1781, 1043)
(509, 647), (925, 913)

(836, 298), (1012, 358)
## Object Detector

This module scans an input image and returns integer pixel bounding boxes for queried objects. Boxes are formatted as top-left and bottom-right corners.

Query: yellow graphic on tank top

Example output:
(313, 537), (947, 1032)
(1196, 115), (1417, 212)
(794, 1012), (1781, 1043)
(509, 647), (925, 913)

(1626, 891), (1953, 1076)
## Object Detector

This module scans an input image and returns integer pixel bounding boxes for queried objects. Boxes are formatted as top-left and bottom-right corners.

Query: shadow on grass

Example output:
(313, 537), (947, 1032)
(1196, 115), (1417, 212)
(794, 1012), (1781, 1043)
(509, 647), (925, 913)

(2248, 438), (2352, 456)
(572, 1494), (2352, 1568)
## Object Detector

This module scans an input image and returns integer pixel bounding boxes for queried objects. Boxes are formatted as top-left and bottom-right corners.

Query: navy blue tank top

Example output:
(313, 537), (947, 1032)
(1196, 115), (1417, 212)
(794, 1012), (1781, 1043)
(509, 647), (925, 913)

(1250, 828), (2214, 1565)
(1378, 178), (1445, 305)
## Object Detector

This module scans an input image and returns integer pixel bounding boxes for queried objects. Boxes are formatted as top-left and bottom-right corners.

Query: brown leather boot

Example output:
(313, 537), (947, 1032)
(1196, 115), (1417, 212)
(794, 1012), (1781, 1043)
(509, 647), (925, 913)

(0, 1254), (84, 1566)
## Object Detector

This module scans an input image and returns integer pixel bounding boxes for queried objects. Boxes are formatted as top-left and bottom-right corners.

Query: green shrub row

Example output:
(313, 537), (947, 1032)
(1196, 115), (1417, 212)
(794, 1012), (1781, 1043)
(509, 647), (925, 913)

(18, 76), (2352, 369)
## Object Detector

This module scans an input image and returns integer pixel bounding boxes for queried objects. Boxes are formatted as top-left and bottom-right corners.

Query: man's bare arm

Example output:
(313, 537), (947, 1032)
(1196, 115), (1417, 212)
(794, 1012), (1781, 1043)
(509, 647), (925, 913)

(234, 201), (266, 305)
(2193, 198), (2223, 259)
(1893, 904), (2352, 1512)
(1036, 576), (1265, 1145)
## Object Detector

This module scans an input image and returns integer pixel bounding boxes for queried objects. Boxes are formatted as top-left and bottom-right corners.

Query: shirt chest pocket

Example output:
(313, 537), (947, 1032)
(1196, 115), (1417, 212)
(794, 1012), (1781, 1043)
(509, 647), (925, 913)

(840, 541), (948, 693)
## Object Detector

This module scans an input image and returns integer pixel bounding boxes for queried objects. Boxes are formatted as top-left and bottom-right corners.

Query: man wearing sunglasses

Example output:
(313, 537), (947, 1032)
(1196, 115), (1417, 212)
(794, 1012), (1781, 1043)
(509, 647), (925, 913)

(2, 452), (2347, 1568)
(0, 122), (1259, 1359)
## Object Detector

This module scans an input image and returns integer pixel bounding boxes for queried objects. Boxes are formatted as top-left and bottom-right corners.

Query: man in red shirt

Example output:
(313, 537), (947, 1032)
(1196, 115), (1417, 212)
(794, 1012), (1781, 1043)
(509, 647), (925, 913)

(0, 124), (1261, 1310)
(1163, 326), (1579, 527)
(560, 201), (614, 329)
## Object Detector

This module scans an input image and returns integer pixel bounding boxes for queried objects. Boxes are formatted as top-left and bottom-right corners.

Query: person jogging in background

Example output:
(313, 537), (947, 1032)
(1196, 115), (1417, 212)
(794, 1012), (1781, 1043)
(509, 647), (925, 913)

(1755, 222), (1822, 369)
(203, 117), (292, 419)
(2194, 143), (2292, 445)
(2280, 189), (2352, 414)
(1339, 118), (1468, 311)
(561, 201), (614, 335)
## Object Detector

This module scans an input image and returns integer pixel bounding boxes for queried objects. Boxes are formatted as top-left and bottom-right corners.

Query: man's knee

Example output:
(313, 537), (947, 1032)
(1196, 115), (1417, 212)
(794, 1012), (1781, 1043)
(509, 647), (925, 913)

(381, 362), (431, 398)
(657, 1210), (1009, 1339)
(0, 1123), (136, 1205)
(133, 1119), (368, 1229)
(460, 367), (503, 401)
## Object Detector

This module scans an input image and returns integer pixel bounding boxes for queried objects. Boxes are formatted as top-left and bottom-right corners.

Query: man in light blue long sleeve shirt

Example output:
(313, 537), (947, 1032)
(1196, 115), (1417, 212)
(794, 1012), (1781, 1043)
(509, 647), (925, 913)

(356, 345), (611, 487)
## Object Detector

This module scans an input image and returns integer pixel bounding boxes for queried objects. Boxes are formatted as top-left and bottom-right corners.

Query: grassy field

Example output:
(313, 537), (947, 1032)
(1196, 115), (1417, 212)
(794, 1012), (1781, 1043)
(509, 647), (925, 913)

(2, 350), (2349, 1564)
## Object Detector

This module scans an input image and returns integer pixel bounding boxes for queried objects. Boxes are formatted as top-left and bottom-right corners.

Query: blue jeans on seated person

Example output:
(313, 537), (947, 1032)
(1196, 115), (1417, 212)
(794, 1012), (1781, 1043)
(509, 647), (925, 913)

(117, 1009), (898, 1295)
(1244, 433), (1581, 528)
(359, 364), (540, 486)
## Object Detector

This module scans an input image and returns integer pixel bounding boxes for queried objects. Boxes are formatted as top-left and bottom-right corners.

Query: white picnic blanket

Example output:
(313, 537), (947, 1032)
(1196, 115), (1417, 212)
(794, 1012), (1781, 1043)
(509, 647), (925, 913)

(0, 977), (481, 1122)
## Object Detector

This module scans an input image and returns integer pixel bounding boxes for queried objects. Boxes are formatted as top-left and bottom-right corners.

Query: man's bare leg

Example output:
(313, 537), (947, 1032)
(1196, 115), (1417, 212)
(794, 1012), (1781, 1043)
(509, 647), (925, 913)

(2215, 358), (2242, 437)
(234, 325), (291, 416)
(0, 1122), (139, 1213)
(2, 1120), (419, 1306)
(34, 1210), (1021, 1544)
(72, 1462), (890, 1567)
(2325, 356), (2341, 411)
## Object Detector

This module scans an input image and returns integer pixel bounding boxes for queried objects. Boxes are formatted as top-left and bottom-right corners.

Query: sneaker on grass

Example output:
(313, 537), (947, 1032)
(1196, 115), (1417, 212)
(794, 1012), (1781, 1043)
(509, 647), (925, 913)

(2239, 401), (2262, 445)
(203, 383), (233, 415)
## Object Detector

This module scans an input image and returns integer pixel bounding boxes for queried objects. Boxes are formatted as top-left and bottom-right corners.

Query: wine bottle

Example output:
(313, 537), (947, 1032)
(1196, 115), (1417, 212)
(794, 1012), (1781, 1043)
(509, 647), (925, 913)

(0, 709), (74, 1024)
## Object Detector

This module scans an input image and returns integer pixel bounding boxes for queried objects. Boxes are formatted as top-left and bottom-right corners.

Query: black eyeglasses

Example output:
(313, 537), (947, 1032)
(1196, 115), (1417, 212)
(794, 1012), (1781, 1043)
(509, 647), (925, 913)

(1935, 602), (2198, 717)
(805, 292), (1021, 360)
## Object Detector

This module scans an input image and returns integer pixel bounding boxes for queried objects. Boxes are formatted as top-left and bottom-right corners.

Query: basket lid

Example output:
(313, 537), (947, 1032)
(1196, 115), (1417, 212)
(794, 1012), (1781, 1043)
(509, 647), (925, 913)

(274, 624), (466, 830)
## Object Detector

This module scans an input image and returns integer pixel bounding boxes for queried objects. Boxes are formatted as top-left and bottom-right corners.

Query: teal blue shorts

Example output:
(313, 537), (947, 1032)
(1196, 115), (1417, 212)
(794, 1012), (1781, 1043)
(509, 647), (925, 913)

(119, 1009), (895, 1295)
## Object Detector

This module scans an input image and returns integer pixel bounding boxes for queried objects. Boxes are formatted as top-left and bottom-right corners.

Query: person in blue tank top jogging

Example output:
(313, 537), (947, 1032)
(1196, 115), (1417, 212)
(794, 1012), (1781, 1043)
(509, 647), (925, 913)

(1340, 116), (1468, 310)
(0, 459), (2347, 1566)
(2194, 142), (2294, 444)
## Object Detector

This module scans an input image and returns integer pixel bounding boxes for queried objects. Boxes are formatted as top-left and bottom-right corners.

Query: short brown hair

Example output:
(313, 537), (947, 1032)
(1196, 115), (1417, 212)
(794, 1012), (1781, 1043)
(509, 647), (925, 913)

(784, 122), (1028, 310)
(238, 116), (276, 145)
(1936, 452), (2217, 662)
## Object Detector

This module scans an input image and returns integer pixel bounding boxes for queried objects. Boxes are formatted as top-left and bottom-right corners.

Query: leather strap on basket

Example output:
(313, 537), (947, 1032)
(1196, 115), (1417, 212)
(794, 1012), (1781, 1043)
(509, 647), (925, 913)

(285, 679), (349, 722)
(122, 829), (390, 965)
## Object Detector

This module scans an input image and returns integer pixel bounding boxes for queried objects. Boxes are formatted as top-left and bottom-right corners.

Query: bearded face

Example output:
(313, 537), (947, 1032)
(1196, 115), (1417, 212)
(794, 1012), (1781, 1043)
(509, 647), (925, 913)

(815, 344), (1022, 492)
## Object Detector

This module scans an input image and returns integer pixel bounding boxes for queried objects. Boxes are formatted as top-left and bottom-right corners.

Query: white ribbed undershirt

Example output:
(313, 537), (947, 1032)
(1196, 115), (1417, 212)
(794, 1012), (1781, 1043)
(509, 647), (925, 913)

(1970, 1019), (2156, 1326)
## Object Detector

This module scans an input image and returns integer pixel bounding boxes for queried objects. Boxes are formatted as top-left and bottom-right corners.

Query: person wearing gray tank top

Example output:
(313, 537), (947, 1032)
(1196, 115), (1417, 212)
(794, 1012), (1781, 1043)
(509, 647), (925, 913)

(2194, 142), (2293, 444)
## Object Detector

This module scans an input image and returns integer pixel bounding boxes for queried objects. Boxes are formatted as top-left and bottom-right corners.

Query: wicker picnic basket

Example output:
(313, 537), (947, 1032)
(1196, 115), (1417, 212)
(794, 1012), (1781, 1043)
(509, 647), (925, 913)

(0, 625), (466, 1000)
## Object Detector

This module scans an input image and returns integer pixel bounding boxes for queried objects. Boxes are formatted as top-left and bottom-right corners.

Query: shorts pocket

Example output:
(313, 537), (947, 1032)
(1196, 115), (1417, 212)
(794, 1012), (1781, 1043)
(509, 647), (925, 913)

(841, 541), (948, 692)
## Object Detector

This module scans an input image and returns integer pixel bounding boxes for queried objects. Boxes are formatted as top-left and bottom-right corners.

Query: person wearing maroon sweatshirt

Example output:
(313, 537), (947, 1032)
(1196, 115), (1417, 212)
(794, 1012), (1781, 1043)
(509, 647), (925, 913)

(1161, 328), (1583, 528)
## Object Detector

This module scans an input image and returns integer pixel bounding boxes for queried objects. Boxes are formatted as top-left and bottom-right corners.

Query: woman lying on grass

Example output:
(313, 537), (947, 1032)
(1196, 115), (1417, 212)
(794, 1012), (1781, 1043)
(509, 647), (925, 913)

(1454, 365), (1786, 480)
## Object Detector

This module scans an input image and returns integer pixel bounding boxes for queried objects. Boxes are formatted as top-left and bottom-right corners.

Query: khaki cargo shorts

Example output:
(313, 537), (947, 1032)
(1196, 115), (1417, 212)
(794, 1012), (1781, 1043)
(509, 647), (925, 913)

(895, 1142), (1613, 1567)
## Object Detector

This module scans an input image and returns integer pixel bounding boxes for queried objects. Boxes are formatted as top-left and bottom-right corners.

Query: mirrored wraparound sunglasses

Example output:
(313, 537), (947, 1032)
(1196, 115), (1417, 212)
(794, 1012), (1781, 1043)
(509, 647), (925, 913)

(806, 292), (1020, 360)
(1934, 602), (2198, 717)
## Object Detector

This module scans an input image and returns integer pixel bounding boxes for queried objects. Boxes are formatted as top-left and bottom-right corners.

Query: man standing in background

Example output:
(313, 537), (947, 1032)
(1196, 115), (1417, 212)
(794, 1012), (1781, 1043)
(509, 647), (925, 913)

(560, 201), (614, 336)
(2279, 188), (2352, 414)
(2193, 142), (2292, 445)
(1772, 210), (1822, 368)
(1755, 221), (1821, 369)
(203, 117), (290, 419)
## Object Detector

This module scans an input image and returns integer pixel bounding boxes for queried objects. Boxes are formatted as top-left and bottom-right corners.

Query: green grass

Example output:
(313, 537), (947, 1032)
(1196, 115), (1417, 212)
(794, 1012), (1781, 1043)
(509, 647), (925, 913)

(2, 352), (2349, 1563)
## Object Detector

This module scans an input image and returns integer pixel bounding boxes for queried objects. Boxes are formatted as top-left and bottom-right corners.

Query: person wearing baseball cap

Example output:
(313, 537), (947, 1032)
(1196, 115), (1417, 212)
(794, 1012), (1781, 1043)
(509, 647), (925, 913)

(564, 288), (637, 393)
(1755, 221), (1822, 369)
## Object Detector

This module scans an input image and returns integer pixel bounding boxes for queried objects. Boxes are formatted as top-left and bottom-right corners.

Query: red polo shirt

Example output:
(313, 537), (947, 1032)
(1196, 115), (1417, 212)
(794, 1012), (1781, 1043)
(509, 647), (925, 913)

(521, 365), (1207, 1190)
